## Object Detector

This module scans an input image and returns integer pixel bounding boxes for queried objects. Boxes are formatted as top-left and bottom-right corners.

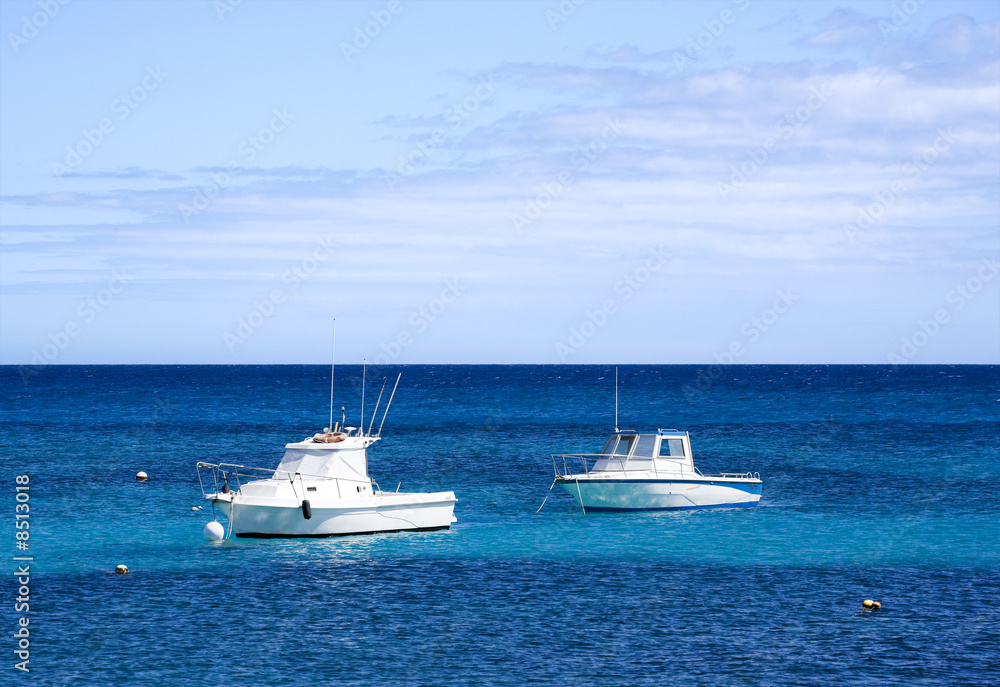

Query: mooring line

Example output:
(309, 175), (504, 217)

(535, 478), (557, 514)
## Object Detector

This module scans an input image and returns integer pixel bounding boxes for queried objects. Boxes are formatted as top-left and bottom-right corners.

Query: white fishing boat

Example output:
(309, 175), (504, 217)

(551, 429), (761, 512)
(197, 372), (457, 538)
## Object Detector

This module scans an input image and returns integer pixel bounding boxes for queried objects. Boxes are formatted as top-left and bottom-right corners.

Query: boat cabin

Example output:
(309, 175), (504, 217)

(270, 431), (378, 482)
(591, 430), (694, 474)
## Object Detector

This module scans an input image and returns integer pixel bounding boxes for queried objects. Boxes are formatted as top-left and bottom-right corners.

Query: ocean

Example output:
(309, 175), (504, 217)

(2, 364), (998, 686)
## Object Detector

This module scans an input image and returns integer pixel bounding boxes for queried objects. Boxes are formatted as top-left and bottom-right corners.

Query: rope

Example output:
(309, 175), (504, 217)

(535, 478), (557, 514)
(225, 500), (234, 540)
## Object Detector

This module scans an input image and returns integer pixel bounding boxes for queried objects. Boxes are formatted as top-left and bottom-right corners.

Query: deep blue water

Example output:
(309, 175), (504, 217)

(2, 364), (998, 686)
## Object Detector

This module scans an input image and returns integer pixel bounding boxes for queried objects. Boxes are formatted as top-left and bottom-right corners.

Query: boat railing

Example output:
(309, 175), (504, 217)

(550, 453), (688, 478)
(707, 471), (761, 481)
(550, 454), (600, 477)
(549, 455), (759, 481)
(684, 469), (762, 481)
(197, 461), (375, 501)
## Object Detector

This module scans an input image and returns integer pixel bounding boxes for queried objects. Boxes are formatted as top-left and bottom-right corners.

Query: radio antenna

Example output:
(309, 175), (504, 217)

(615, 365), (618, 432)
(377, 373), (402, 436)
(361, 358), (366, 436)
(328, 320), (336, 431)
(367, 378), (387, 437)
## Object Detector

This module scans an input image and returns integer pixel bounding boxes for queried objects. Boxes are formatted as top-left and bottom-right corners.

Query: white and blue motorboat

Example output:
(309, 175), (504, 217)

(551, 429), (761, 512)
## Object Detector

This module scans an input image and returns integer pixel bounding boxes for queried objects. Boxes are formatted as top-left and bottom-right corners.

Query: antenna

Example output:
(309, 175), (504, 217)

(361, 358), (366, 436)
(367, 378), (387, 437)
(328, 319), (336, 431)
(615, 365), (618, 432)
(377, 373), (402, 436)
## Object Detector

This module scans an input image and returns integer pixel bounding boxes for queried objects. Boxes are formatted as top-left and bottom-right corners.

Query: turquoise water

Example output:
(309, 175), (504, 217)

(3, 365), (998, 685)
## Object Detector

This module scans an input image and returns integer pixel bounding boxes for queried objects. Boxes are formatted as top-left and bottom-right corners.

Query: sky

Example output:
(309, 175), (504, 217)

(1, 0), (998, 366)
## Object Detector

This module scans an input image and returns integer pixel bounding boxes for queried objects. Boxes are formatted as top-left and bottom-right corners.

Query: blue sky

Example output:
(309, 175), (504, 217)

(1, 0), (998, 365)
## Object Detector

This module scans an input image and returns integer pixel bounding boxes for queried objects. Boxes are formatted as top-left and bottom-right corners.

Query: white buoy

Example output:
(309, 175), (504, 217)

(136, 471), (148, 481)
(115, 564), (129, 575)
(190, 505), (203, 511)
(204, 521), (225, 541)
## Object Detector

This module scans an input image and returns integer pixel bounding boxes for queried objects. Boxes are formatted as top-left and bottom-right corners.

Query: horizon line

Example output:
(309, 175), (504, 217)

(2, 362), (997, 367)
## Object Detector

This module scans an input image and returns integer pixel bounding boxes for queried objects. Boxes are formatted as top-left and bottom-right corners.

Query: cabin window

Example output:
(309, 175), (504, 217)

(633, 434), (657, 458)
(613, 435), (635, 456)
(599, 436), (618, 457)
(659, 438), (685, 458)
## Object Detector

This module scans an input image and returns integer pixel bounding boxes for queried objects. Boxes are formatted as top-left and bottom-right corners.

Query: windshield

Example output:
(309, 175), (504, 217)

(633, 434), (657, 458)
(599, 436), (617, 457)
(613, 435), (635, 456)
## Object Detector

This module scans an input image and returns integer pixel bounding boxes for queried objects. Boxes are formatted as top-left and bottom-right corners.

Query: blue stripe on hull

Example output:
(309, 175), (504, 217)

(560, 479), (760, 489)
(236, 525), (451, 538)
(583, 501), (760, 512)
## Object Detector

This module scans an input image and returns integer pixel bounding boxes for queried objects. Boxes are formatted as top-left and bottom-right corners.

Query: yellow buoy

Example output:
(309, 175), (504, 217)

(115, 564), (129, 575)
(862, 599), (881, 610)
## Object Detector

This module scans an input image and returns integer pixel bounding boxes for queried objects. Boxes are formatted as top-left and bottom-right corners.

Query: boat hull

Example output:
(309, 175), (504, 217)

(212, 492), (457, 538)
(557, 477), (760, 511)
